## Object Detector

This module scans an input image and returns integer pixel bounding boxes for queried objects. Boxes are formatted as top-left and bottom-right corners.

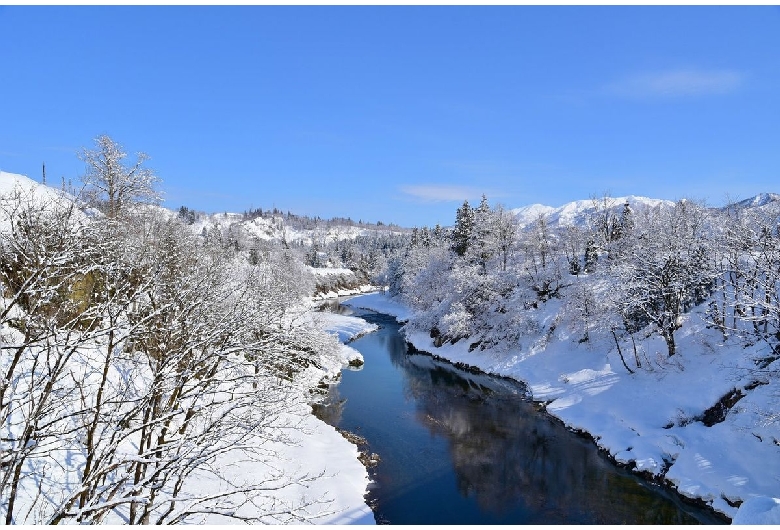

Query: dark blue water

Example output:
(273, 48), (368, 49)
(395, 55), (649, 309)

(314, 308), (725, 525)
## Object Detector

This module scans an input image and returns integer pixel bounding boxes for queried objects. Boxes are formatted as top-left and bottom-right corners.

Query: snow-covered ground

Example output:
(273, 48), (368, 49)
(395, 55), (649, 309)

(140, 306), (379, 524)
(249, 313), (377, 525)
(181, 399), (375, 525)
(282, 310), (379, 524)
(315, 309), (379, 345)
(341, 291), (412, 322)
(241, 349), (376, 524)
(343, 292), (780, 524)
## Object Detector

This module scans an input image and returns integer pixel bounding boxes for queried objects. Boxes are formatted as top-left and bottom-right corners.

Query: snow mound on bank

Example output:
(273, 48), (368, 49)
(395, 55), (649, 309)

(732, 496), (780, 525)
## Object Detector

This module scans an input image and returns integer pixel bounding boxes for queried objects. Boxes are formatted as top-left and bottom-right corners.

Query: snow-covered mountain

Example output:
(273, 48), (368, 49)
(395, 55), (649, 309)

(510, 193), (780, 231)
(511, 195), (674, 230)
(731, 192), (780, 209)
(720, 192), (780, 224)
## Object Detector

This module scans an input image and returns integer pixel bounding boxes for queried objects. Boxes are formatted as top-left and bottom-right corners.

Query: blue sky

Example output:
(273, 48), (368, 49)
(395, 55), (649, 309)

(1, 6), (779, 227)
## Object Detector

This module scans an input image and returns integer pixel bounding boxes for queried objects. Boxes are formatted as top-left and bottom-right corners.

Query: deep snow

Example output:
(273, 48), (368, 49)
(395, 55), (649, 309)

(343, 292), (780, 524)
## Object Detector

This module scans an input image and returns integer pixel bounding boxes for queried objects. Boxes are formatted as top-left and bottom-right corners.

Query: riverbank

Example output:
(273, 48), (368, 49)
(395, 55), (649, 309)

(342, 292), (780, 524)
(244, 307), (377, 524)
(296, 307), (380, 524)
(219, 305), (378, 524)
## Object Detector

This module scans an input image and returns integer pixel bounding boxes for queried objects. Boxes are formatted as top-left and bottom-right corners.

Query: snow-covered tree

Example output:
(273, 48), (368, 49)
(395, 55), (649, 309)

(492, 204), (518, 272)
(469, 195), (495, 273)
(521, 213), (564, 300)
(613, 199), (715, 357)
(0, 185), (344, 524)
(589, 193), (620, 248)
(79, 135), (161, 219)
(452, 199), (474, 257)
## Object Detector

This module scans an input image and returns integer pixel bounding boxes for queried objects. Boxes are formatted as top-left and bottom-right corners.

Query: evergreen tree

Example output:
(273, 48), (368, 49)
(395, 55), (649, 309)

(471, 194), (494, 273)
(410, 227), (420, 246)
(433, 223), (444, 244)
(452, 199), (474, 257)
(619, 201), (634, 234)
(584, 238), (598, 273)
(420, 226), (431, 247)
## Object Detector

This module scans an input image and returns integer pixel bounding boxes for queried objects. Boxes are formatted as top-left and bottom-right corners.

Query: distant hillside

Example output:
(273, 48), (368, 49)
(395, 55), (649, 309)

(186, 209), (409, 248)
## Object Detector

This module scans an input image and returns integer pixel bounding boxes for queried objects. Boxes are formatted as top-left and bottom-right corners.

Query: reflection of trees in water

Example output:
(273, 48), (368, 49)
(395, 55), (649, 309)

(311, 384), (345, 426)
(384, 328), (411, 368)
(397, 357), (700, 524)
(317, 299), (354, 314)
(338, 312), (713, 524)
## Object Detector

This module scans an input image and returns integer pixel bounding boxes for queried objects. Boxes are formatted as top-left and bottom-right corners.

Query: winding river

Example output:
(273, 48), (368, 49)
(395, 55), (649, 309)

(314, 306), (725, 525)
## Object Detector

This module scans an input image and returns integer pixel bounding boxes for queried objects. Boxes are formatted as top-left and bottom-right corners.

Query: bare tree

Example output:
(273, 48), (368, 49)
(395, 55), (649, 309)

(0, 190), (108, 524)
(492, 204), (518, 273)
(80, 135), (161, 218)
(521, 213), (564, 301)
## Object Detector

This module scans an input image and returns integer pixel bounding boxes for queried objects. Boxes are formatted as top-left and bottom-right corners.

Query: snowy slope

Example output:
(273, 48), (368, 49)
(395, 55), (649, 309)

(0, 170), (67, 201)
(0, 171), (90, 224)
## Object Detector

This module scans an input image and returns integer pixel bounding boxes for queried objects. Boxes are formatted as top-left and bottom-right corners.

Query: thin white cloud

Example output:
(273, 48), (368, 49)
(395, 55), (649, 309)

(400, 184), (487, 203)
(606, 69), (744, 98)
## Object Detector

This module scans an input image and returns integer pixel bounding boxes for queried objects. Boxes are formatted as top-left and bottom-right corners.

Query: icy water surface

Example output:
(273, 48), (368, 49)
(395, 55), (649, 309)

(314, 309), (725, 525)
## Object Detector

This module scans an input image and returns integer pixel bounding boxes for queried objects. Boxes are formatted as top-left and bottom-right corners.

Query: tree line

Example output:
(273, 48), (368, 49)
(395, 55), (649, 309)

(387, 193), (780, 372)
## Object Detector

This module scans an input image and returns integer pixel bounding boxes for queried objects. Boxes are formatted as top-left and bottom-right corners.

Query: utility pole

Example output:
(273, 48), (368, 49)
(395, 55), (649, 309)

(42, 162), (46, 185)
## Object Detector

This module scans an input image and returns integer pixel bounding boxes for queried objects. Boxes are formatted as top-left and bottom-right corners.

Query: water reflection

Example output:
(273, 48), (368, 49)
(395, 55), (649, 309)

(316, 311), (723, 525)
(316, 298), (354, 315)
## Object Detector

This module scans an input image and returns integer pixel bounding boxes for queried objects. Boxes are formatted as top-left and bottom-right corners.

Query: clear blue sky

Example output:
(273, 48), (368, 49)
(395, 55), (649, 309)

(1, 6), (779, 227)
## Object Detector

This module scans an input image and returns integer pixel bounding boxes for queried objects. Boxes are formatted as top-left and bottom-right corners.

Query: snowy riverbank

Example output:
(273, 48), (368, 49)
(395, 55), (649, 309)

(275, 310), (379, 524)
(343, 292), (780, 524)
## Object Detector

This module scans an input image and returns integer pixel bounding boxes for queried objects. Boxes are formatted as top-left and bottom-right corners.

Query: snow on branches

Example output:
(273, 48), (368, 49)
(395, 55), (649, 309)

(0, 183), (343, 524)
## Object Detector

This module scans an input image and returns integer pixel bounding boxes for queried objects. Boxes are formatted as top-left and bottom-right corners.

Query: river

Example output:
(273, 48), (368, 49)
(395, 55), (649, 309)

(314, 306), (725, 524)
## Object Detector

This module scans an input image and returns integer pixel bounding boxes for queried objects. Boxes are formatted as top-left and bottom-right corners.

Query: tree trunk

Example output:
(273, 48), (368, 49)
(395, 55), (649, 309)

(663, 329), (676, 357)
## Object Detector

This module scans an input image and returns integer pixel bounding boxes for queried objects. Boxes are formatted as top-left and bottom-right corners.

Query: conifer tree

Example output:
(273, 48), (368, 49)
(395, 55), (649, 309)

(584, 238), (598, 273)
(452, 199), (474, 256)
(471, 194), (495, 273)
